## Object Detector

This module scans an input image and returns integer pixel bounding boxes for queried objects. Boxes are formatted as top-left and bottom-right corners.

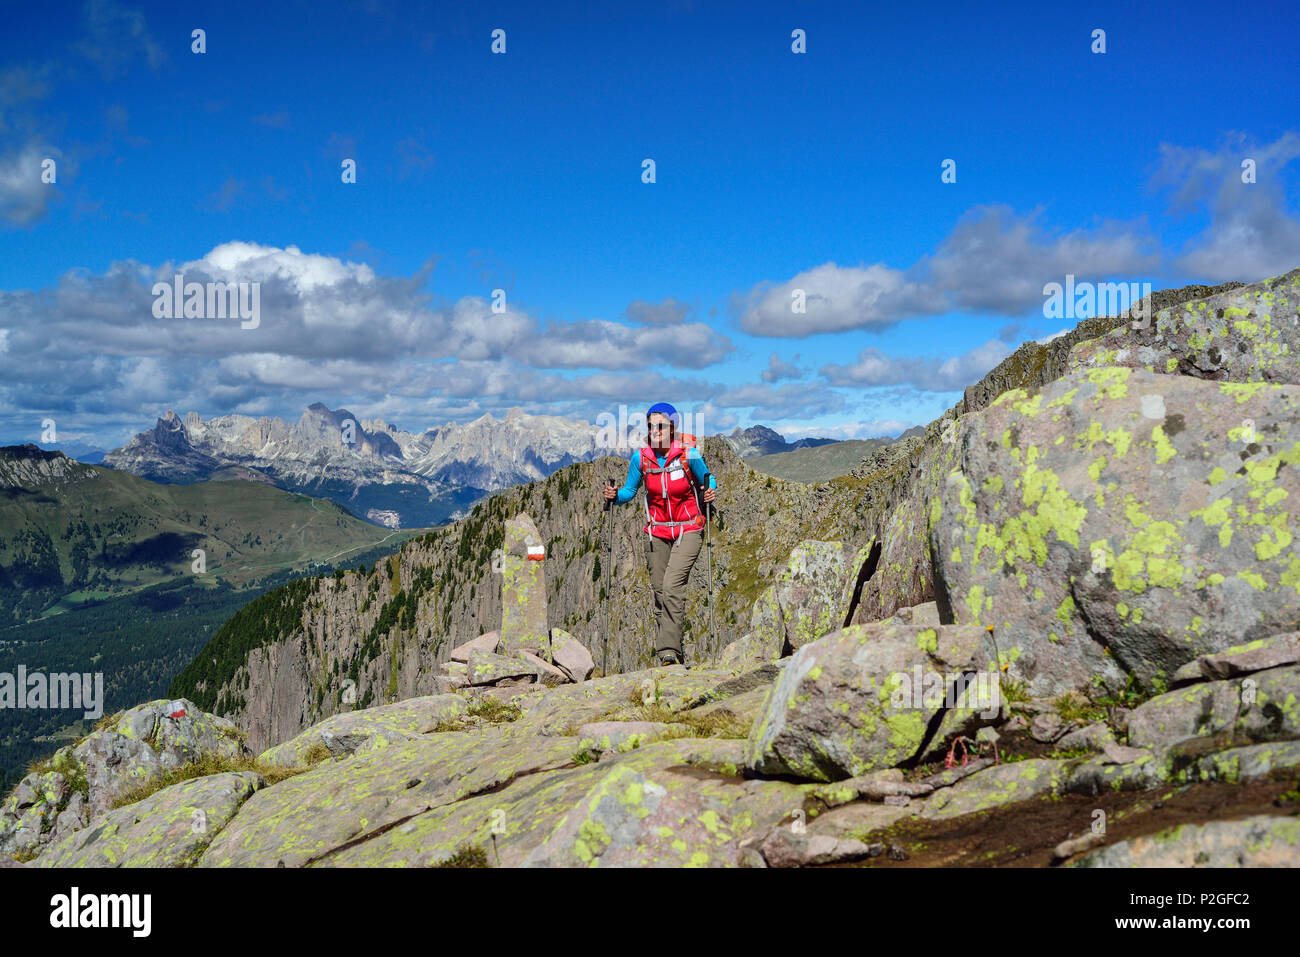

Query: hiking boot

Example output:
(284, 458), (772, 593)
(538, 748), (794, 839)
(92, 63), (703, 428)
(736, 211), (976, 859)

(657, 650), (683, 667)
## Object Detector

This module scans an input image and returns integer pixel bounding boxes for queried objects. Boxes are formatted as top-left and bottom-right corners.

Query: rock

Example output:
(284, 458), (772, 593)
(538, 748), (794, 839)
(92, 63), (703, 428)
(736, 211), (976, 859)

(574, 721), (679, 753)
(1056, 722), (1116, 752)
(810, 771), (933, 807)
(750, 541), (849, 657)
(1065, 268), (1300, 387)
(716, 632), (773, 671)
(550, 628), (595, 682)
(1000, 714), (1029, 733)
(1171, 632), (1300, 686)
(36, 772), (264, 867)
(431, 675), (468, 693)
(682, 685), (771, 728)
(1052, 831), (1106, 863)
(0, 698), (252, 859)
(1127, 665), (1300, 751)
(850, 432), (954, 625)
(919, 758), (1067, 821)
(1185, 740), (1300, 783)
(891, 602), (942, 627)
(518, 650), (571, 687)
(202, 733), (588, 867)
(521, 764), (737, 867)
(1069, 815), (1300, 867)
(467, 649), (538, 686)
(450, 631), (500, 663)
(1062, 753), (1169, 796)
(498, 513), (550, 656)
(758, 827), (877, 867)
(917, 757), (994, 790)
(258, 694), (469, 766)
(929, 364), (1300, 697)
(745, 621), (990, 782)
(1100, 741), (1152, 765)
(1029, 713), (1067, 743)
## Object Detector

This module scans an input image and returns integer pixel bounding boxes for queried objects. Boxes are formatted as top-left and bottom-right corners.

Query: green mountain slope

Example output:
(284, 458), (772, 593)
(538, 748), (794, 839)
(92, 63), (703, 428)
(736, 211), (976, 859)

(746, 439), (887, 483)
(0, 445), (413, 625)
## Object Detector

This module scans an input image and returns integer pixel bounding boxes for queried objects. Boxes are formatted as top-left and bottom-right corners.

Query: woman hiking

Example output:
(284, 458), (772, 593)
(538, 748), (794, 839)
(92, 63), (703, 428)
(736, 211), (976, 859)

(602, 402), (716, 667)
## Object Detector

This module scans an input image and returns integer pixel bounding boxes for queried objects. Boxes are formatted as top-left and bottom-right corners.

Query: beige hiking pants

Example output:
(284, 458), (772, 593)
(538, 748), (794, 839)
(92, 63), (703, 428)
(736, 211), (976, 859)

(645, 530), (704, 660)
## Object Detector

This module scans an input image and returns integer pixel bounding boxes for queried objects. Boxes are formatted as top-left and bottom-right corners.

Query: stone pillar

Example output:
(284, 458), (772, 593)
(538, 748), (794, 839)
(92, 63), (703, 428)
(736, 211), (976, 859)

(498, 513), (549, 655)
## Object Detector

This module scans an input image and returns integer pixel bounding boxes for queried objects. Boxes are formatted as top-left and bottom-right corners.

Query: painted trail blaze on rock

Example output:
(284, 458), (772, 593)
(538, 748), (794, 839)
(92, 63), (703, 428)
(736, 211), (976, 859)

(744, 622), (990, 782)
(499, 513), (549, 655)
(930, 365), (1300, 697)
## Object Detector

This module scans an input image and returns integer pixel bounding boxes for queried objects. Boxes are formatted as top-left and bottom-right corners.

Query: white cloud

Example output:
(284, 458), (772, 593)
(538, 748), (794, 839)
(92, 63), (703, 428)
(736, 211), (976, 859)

(735, 205), (1159, 337)
(820, 338), (1012, 392)
(0, 141), (61, 226)
(761, 351), (805, 382)
(1155, 133), (1300, 282)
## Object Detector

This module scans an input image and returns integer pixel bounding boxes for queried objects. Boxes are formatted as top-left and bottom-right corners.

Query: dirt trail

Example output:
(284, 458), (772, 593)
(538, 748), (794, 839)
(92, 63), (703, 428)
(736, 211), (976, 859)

(816, 775), (1300, 868)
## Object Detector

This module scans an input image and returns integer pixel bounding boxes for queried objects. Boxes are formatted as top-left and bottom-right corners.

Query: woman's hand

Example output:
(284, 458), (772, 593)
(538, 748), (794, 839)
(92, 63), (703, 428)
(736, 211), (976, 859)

(603, 484), (617, 501)
(702, 488), (715, 504)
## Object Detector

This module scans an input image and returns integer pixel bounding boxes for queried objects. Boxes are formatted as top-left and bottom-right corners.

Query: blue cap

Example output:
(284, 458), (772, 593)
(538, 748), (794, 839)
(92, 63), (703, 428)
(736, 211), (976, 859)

(646, 402), (679, 427)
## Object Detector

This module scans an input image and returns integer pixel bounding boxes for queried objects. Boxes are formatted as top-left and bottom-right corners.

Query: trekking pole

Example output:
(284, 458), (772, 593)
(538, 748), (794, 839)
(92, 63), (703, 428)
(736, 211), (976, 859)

(705, 496), (715, 660)
(602, 479), (614, 677)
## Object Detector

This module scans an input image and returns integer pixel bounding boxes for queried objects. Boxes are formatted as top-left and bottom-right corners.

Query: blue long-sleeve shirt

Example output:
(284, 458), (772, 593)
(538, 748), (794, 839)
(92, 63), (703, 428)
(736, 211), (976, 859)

(615, 446), (716, 504)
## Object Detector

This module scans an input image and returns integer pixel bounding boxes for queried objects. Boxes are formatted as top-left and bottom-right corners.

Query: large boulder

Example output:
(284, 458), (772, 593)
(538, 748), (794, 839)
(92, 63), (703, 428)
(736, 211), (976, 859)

(1126, 665), (1300, 751)
(35, 772), (264, 868)
(0, 698), (251, 859)
(521, 764), (737, 867)
(749, 541), (851, 657)
(929, 365), (1300, 696)
(745, 622), (993, 781)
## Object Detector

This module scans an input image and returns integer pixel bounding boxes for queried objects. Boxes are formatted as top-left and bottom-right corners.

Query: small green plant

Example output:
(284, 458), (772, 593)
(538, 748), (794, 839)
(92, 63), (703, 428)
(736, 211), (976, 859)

(1046, 746), (1092, 760)
(1054, 690), (1106, 727)
(433, 844), (491, 867)
(1091, 672), (1160, 711)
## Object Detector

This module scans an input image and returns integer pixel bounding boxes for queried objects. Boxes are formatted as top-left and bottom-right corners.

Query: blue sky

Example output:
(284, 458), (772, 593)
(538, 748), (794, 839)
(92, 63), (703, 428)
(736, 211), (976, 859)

(2, 0), (1299, 452)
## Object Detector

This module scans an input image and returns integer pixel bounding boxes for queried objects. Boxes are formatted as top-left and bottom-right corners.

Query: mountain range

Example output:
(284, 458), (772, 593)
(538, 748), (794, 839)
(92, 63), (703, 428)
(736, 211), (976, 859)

(96, 407), (860, 529)
(101, 404), (617, 529)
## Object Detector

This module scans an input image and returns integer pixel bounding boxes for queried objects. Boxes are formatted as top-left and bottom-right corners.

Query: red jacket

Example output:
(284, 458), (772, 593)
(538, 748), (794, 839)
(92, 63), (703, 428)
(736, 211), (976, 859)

(639, 441), (705, 540)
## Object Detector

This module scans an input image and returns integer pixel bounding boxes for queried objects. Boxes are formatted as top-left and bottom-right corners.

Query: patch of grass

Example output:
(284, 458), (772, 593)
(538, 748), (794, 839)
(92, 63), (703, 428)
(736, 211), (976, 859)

(1091, 672), (1162, 712)
(299, 741), (332, 765)
(1000, 675), (1031, 711)
(429, 695), (524, 733)
(1054, 690), (1106, 727)
(432, 843), (491, 867)
(109, 753), (314, 811)
(1046, 746), (1093, 760)
(92, 710), (124, 734)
